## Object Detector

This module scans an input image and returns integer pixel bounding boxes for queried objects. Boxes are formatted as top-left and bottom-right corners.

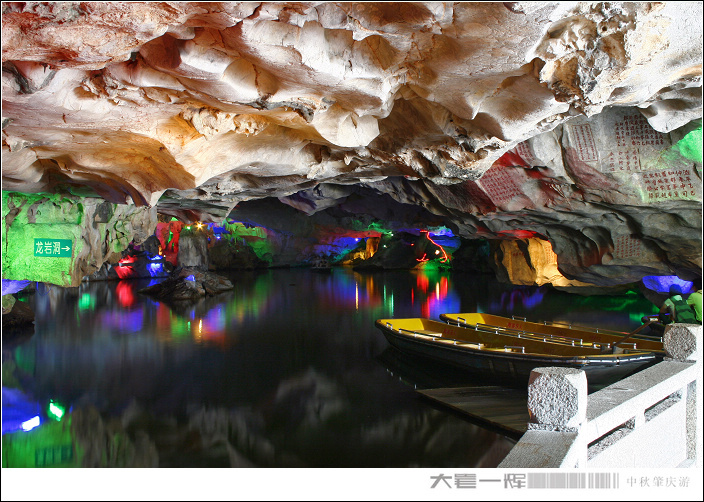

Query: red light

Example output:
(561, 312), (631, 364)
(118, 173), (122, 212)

(116, 281), (136, 307)
(425, 232), (450, 262)
(115, 255), (137, 279)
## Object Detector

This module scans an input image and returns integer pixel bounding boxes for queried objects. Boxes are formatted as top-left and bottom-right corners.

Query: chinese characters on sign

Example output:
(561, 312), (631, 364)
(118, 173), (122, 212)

(477, 165), (524, 206)
(568, 123), (599, 162)
(34, 239), (73, 257)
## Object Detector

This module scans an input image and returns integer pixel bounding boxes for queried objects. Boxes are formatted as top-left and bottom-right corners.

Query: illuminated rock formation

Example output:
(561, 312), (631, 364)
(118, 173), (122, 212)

(1, 2), (702, 288)
(1, 192), (156, 286)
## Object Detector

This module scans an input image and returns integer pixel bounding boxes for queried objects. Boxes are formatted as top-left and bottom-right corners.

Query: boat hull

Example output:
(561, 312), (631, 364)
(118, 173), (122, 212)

(375, 319), (660, 389)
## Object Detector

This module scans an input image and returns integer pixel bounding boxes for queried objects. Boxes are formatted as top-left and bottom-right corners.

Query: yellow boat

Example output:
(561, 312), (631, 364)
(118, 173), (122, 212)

(375, 316), (663, 388)
(439, 312), (664, 354)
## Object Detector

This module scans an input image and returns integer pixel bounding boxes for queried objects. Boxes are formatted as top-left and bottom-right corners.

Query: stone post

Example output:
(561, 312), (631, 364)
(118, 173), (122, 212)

(526, 367), (588, 467)
(527, 367), (588, 430)
(663, 323), (702, 468)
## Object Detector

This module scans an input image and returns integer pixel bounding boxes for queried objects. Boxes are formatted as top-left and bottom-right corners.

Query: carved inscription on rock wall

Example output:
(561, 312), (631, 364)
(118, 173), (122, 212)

(563, 109), (701, 204)
(477, 165), (524, 206)
(640, 168), (698, 201)
(614, 235), (643, 259)
(512, 141), (536, 165)
(567, 123), (599, 162)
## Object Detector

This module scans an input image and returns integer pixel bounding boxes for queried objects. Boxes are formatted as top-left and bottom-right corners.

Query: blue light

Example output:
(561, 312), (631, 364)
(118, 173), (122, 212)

(429, 226), (455, 237)
(185, 275), (195, 281)
(2, 279), (31, 296)
(2, 387), (44, 434)
(148, 261), (164, 277)
(642, 276), (695, 294)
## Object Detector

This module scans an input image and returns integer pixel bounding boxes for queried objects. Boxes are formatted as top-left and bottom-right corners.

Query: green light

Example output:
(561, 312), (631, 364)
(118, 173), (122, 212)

(78, 293), (93, 311)
(2, 191), (87, 286)
(675, 125), (702, 163)
(47, 400), (66, 421)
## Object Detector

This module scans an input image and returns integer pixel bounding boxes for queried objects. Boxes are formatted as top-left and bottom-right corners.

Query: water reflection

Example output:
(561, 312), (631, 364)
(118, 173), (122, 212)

(4, 269), (660, 467)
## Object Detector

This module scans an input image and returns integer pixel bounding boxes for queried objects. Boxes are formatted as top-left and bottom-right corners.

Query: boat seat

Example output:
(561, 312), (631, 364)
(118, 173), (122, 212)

(416, 330), (442, 336)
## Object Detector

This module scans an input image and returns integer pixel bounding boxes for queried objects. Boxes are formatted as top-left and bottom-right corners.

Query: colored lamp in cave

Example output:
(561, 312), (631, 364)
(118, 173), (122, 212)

(47, 400), (66, 421)
(642, 275), (695, 294)
(675, 123), (703, 163)
(416, 230), (451, 263)
(78, 293), (94, 311)
(21, 416), (40, 432)
(147, 256), (164, 277)
(115, 255), (137, 279)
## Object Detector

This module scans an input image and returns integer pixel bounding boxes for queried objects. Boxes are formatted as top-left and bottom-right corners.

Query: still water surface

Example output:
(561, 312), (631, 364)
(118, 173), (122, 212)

(9, 268), (659, 468)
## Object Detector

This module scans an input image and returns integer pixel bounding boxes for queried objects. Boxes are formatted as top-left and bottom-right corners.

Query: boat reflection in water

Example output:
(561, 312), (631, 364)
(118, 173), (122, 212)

(4, 268), (658, 467)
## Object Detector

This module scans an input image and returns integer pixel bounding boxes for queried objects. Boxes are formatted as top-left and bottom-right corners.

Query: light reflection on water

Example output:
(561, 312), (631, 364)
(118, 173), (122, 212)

(7, 268), (659, 467)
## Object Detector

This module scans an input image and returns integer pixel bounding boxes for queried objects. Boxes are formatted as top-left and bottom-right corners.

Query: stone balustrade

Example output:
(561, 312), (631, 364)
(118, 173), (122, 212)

(499, 323), (702, 468)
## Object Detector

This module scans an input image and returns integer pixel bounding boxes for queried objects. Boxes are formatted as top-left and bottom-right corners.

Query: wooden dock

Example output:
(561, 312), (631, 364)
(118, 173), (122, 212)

(417, 385), (529, 438)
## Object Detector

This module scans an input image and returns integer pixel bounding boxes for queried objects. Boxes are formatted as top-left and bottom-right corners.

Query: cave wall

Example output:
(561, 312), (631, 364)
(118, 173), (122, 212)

(1, 2), (702, 288)
(2, 192), (156, 287)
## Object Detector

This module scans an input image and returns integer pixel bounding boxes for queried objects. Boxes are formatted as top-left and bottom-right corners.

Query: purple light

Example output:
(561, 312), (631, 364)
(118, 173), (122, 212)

(2, 279), (31, 296)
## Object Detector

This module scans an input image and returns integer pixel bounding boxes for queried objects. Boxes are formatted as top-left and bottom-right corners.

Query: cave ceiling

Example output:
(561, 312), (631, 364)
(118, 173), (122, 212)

(2, 1), (703, 284)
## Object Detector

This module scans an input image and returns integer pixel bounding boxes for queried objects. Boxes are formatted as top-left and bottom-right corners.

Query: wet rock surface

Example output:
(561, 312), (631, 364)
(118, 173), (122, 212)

(138, 267), (234, 303)
(1, 298), (35, 341)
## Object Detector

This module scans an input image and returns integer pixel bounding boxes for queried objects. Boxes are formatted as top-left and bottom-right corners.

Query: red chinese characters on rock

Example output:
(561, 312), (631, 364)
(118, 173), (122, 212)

(614, 235), (643, 259)
(513, 141), (535, 165)
(643, 169), (697, 201)
(477, 165), (524, 206)
(615, 114), (667, 148)
(606, 149), (642, 172)
(568, 123), (598, 162)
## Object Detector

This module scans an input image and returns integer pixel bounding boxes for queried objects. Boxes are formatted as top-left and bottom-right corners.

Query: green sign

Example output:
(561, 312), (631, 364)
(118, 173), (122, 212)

(34, 239), (72, 257)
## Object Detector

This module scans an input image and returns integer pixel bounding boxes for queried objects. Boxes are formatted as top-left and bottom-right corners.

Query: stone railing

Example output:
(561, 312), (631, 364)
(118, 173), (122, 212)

(499, 324), (702, 468)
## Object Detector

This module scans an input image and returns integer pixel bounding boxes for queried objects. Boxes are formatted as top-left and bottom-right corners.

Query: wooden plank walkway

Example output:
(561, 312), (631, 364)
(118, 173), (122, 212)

(418, 385), (529, 438)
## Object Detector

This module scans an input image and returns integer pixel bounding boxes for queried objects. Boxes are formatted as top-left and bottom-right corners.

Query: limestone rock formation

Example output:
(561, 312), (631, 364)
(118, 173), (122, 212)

(2, 192), (157, 287)
(138, 266), (234, 304)
(1, 295), (35, 340)
(2, 2), (702, 287)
